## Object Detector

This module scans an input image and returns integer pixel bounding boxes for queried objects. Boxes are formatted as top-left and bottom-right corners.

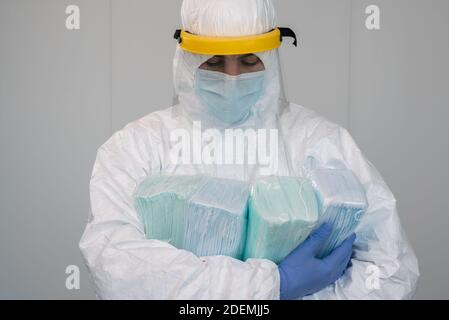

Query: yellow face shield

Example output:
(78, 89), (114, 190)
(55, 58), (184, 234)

(173, 27), (298, 55)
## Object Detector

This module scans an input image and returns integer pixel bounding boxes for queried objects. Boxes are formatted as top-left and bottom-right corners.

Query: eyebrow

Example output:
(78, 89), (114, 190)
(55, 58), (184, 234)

(212, 54), (256, 58)
(238, 54), (257, 59)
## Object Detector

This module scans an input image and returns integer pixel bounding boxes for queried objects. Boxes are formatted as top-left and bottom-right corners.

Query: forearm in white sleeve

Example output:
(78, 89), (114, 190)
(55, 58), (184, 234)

(79, 127), (280, 300)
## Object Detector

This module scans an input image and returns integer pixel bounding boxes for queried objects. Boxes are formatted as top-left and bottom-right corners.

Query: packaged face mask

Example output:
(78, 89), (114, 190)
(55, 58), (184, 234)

(195, 69), (265, 124)
(309, 169), (368, 258)
(134, 175), (250, 259)
(244, 176), (320, 263)
(134, 171), (367, 263)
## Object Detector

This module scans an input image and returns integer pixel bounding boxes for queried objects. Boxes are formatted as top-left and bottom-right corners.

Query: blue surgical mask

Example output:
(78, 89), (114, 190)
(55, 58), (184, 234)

(195, 69), (266, 124)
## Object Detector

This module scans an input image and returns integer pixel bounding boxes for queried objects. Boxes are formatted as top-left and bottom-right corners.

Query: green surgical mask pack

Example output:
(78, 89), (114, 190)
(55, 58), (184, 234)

(134, 170), (367, 262)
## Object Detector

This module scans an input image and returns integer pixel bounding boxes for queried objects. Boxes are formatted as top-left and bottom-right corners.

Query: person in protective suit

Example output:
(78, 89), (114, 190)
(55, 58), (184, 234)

(79, 0), (419, 299)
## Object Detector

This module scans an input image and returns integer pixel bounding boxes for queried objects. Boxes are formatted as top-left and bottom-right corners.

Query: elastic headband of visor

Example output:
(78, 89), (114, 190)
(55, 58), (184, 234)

(173, 27), (298, 55)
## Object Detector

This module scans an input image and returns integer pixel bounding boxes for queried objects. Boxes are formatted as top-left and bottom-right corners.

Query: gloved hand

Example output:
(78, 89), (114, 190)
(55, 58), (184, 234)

(278, 223), (356, 300)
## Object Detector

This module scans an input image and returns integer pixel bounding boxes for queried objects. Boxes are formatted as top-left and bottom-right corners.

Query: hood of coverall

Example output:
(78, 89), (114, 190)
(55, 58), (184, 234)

(172, 0), (289, 129)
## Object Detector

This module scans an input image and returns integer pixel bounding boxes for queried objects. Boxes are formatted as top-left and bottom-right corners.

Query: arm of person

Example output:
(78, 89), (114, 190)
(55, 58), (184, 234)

(304, 127), (419, 300)
(79, 124), (280, 300)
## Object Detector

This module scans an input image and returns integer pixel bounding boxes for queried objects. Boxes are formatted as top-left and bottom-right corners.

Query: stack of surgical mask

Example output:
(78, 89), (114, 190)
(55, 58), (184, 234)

(134, 175), (250, 259)
(308, 168), (368, 258)
(244, 176), (320, 263)
(134, 170), (367, 263)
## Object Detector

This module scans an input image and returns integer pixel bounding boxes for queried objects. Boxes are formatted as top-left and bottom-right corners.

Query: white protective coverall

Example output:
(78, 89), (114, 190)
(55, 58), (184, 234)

(79, 0), (419, 299)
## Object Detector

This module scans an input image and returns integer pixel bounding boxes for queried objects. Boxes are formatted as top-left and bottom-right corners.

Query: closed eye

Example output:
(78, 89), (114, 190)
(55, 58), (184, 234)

(206, 60), (224, 67)
(240, 55), (262, 67)
(241, 60), (260, 67)
(205, 56), (224, 67)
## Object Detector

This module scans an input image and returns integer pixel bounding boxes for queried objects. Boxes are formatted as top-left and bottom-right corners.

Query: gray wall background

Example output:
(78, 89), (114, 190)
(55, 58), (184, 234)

(0, 0), (447, 299)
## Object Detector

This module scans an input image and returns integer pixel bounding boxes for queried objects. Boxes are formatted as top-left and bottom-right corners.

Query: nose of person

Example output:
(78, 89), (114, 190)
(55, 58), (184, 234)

(223, 59), (241, 76)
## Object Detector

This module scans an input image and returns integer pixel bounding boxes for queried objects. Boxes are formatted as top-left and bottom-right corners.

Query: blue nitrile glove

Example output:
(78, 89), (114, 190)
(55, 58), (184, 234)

(278, 223), (356, 300)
